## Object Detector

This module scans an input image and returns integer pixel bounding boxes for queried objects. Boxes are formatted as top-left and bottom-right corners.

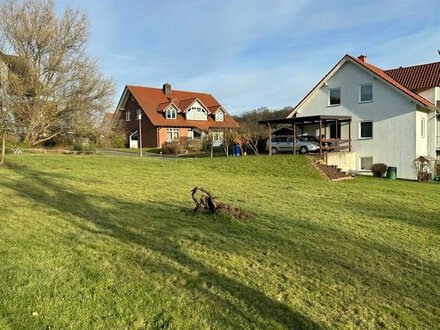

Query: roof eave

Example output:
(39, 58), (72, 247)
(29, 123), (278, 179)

(287, 55), (351, 118)
(110, 85), (130, 128)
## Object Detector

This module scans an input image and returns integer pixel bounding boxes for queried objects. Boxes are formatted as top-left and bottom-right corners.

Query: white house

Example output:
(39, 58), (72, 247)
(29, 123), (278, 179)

(286, 54), (439, 180)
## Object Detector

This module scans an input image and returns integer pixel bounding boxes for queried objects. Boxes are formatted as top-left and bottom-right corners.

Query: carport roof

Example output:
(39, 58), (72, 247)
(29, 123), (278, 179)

(258, 115), (352, 125)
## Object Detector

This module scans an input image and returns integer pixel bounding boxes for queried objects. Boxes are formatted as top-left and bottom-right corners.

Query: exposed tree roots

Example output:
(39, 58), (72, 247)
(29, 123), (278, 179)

(191, 187), (249, 220)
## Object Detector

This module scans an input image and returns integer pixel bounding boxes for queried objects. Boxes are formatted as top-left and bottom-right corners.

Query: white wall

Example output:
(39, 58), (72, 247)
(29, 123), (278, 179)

(416, 110), (428, 156)
(418, 88), (436, 103)
(296, 61), (419, 179)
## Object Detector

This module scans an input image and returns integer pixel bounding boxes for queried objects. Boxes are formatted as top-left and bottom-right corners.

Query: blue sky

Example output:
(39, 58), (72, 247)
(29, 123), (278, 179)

(56, 0), (440, 115)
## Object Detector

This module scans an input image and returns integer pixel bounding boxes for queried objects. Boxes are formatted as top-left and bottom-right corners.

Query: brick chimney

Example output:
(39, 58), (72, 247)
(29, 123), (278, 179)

(357, 54), (367, 63)
(163, 83), (171, 95)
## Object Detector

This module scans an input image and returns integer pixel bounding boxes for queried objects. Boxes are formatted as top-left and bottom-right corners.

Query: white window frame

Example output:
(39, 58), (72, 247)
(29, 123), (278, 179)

(125, 111), (131, 121)
(359, 83), (373, 103)
(359, 156), (373, 171)
(328, 87), (341, 106)
(211, 130), (224, 141)
(359, 121), (373, 139)
(215, 110), (224, 122)
(166, 128), (180, 141)
(165, 106), (177, 119)
(421, 118), (425, 138)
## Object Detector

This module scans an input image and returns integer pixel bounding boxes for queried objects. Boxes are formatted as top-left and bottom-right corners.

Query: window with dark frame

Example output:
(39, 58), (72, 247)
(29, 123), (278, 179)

(329, 88), (341, 106)
(360, 121), (373, 138)
(360, 84), (373, 102)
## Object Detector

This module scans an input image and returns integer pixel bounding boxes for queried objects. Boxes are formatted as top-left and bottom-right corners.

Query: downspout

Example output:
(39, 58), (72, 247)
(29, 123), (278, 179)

(156, 127), (161, 148)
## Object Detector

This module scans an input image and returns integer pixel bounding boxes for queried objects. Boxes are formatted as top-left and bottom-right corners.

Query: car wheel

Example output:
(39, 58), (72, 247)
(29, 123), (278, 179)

(299, 146), (309, 154)
(271, 147), (278, 154)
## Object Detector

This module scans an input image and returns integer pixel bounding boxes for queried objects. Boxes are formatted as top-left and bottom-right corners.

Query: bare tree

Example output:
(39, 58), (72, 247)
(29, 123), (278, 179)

(240, 128), (259, 155)
(0, 57), (11, 164)
(222, 129), (236, 157)
(0, 0), (114, 147)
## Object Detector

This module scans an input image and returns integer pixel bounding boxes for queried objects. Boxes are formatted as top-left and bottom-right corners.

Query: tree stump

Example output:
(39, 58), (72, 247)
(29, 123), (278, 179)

(191, 187), (249, 220)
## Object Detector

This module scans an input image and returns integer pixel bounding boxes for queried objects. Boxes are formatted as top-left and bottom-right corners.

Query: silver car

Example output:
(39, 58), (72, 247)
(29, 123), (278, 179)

(265, 135), (320, 154)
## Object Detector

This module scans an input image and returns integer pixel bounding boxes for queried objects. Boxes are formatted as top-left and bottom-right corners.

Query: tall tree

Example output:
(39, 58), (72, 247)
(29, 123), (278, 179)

(0, 0), (114, 147)
(0, 56), (11, 164)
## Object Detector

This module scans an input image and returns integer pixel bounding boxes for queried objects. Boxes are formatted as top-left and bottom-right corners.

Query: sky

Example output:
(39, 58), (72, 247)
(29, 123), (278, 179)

(55, 0), (440, 115)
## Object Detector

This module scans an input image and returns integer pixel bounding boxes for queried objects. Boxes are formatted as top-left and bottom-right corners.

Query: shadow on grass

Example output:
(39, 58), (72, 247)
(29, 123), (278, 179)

(4, 163), (439, 328)
(3, 164), (323, 329)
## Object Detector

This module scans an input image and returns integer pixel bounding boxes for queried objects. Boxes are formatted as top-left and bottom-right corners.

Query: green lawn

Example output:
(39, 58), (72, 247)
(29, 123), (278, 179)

(0, 154), (439, 329)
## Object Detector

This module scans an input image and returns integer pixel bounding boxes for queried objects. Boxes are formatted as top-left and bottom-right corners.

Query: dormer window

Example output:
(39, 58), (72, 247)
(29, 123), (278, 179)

(187, 106), (207, 120)
(215, 110), (224, 121)
(166, 106), (177, 119)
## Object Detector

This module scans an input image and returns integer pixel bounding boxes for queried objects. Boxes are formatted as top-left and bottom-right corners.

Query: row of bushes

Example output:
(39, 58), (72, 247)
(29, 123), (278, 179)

(371, 162), (432, 182)
(162, 139), (205, 154)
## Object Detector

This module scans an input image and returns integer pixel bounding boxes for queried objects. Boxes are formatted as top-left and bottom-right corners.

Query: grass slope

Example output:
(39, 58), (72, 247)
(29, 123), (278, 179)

(0, 154), (439, 329)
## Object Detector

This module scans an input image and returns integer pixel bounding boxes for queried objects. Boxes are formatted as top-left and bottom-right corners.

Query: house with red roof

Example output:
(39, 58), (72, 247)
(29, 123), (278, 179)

(286, 54), (439, 180)
(110, 83), (239, 149)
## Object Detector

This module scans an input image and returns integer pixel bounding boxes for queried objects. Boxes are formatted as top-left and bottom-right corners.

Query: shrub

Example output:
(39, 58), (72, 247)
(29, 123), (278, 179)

(73, 139), (96, 154)
(187, 139), (203, 153)
(413, 156), (432, 182)
(371, 163), (387, 177)
(162, 140), (186, 154)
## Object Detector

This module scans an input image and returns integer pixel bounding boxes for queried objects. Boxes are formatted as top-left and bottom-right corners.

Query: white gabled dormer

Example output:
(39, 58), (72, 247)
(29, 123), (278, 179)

(183, 99), (209, 121)
(214, 108), (225, 121)
(165, 105), (177, 119)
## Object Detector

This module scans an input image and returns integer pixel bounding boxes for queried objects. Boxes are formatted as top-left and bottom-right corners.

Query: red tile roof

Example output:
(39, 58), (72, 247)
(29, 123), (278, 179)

(178, 98), (198, 112)
(127, 85), (239, 131)
(156, 101), (174, 112)
(348, 55), (434, 108)
(384, 61), (440, 90)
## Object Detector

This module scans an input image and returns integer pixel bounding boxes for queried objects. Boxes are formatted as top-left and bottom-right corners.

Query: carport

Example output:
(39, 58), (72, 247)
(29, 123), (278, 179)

(259, 115), (352, 156)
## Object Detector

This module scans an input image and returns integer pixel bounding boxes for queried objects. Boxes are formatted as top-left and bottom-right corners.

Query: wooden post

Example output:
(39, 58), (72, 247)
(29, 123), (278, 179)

(268, 123), (272, 156)
(319, 118), (322, 157)
(348, 119), (352, 152)
(293, 121), (296, 154)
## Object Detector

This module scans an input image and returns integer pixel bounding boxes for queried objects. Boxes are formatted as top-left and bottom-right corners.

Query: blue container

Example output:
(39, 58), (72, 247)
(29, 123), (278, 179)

(233, 145), (241, 157)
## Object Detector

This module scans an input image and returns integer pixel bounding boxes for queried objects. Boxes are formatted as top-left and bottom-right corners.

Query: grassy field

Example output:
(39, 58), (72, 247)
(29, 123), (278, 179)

(0, 154), (439, 329)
